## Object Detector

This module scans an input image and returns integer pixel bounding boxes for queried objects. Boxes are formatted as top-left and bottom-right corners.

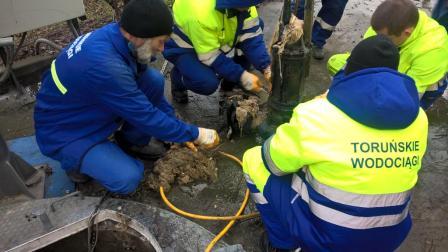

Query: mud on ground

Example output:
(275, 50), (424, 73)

(1, 1), (447, 251)
(146, 146), (218, 192)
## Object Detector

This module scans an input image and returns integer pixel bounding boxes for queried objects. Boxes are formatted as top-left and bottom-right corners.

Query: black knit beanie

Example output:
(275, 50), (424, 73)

(345, 35), (399, 75)
(120, 0), (173, 38)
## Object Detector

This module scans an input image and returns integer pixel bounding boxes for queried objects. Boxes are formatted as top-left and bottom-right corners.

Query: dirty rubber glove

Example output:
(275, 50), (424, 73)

(263, 66), (272, 93)
(240, 71), (262, 93)
(185, 141), (198, 152)
(286, 15), (304, 45)
(194, 128), (220, 149)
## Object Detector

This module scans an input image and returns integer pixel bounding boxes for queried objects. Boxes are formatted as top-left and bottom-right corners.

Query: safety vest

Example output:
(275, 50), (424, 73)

(171, 0), (260, 65)
(328, 11), (448, 93)
(245, 97), (428, 195)
(243, 97), (427, 231)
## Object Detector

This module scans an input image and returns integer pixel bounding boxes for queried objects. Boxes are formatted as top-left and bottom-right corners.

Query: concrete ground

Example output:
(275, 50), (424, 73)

(0, 0), (447, 251)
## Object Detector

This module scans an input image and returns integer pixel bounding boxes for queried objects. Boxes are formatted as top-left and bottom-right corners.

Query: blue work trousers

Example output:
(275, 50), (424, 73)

(420, 77), (448, 110)
(296, 0), (349, 48)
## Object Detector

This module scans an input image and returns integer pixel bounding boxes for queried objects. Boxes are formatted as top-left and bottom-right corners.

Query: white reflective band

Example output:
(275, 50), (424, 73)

(309, 196), (409, 230)
(236, 49), (244, 56)
(244, 173), (255, 185)
(304, 169), (411, 208)
(239, 28), (263, 42)
(292, 174), (310, 203)
(220, 44), (232, 54)
(225, 48), (236, 58)
(263, 137), (288, 176)
(198, 50), (221, 66)
(426, 82), (439, 91)
(170, 33), (193, 49)
(291, 171), (410, 229)
(251, 192), (268, 204)
(315, 17), (335, 31)
(243, 17), (260, 30)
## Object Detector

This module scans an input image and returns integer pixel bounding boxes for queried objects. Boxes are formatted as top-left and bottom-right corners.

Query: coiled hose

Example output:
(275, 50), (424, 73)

(159, 151), (259, 251)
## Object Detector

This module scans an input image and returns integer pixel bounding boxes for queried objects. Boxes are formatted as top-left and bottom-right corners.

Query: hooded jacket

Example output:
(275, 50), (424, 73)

(163, 0), (270, 83)
(34, 23), (199, 170)
(241, 67), (428, 251)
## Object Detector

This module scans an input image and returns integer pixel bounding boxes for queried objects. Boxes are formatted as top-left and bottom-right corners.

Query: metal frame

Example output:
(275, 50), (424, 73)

(0, 20), (81, 95)
(7, 209), (163, 252)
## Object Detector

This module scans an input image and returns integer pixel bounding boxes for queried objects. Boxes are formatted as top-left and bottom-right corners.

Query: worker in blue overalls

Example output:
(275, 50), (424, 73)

(295, 0), (349, 60)
(34, 0), (220, 195)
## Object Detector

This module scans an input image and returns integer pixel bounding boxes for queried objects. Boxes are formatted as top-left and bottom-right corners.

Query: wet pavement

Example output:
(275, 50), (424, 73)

(0, 0), (447, 251)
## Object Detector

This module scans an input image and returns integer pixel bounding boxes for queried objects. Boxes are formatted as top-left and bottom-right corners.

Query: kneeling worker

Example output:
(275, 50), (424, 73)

(328, 0), (448, 110)
(34, 0), (219, 195)
(243, 35), (428, 251)
(163, 0), (272, 103)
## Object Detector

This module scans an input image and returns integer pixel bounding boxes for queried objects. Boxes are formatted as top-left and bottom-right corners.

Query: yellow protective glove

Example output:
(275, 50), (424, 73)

(240, 71), (262, 93)
(193, 128), (220, 149)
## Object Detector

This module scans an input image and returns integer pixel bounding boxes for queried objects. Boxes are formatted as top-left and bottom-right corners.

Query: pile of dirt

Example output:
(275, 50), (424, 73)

(146, 145), (218, 192)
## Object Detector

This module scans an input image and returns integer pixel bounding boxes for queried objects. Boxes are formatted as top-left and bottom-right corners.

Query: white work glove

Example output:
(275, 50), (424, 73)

(240, 71), (262, 93)
(193, 128), (220, 149)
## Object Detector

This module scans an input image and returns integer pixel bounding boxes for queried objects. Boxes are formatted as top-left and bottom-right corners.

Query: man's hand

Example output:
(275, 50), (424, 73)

(193, 128), (220, 149)
(240, 71), (262, 93)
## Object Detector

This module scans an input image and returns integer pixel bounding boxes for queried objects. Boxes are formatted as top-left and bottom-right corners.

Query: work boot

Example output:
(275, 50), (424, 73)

(0, 83), (9, 95)
(172, 89), (188, 103)
(259, 232), (301, 252)
(170, 68), (189, 103)
(115, 131), (167, 160)
(220, 79), (237, 92)
(312, 45), (324, 60)
(67, 170), (91, 183)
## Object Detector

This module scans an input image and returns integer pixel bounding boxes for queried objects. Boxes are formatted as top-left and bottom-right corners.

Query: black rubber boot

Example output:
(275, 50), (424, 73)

(66, 170), (91, 183)
(312, 45), (325, 60)
(259, 232), (301, 252)
(220, 79), (237, 92)
(170, 68), (189, 103)
(171, 89), (189, 103)
(114, 131), (167, 161)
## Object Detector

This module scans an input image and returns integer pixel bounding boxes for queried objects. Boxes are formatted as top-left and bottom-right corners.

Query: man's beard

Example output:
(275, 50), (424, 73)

(134, 39), (153, 64)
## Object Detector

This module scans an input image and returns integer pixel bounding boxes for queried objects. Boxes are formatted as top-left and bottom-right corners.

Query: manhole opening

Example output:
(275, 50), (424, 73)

(37, 219), (156, 252)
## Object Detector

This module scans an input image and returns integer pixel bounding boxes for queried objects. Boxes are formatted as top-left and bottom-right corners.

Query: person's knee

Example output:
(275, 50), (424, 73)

(189, 76), (220, 95)
(201, 78), (220, 95)
(138, 69), (165, 96)
(110, 165), (143, 194)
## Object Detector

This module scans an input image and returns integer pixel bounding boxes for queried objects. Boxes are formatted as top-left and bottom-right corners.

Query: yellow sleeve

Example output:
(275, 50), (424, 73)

(363, 27), (377, 39)
(406, 48), (448, 93)
(262, 106), (307, 175)
(327, 53), (350, 76)
(241, 106), (307, 192)
(183, 19), (220, 55)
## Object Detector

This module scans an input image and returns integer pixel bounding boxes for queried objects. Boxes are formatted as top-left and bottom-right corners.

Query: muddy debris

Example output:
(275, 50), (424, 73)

(146, 145), (218, 193)
(226, 94), (267, 137)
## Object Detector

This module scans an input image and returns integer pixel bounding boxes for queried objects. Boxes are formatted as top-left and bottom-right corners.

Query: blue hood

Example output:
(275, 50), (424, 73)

(327, 68), (420, 129)
(216, 0), (263, 8)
